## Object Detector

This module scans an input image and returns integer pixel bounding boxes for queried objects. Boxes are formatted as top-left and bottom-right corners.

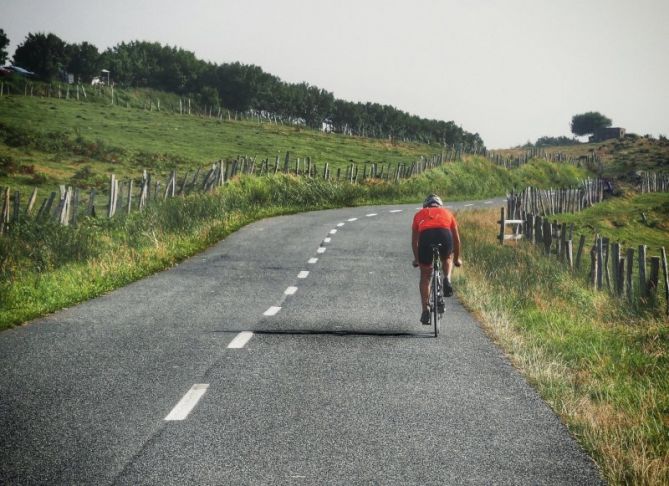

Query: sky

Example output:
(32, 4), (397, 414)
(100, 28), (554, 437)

(2, 0), (668, 148)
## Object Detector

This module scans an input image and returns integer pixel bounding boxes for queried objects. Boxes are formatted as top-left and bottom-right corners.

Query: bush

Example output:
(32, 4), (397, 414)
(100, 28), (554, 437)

(0, 155), (20, 176)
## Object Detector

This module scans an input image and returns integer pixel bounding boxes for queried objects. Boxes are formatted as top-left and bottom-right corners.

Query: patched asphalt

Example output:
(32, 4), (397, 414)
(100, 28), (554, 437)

(0, 198), (605, 484)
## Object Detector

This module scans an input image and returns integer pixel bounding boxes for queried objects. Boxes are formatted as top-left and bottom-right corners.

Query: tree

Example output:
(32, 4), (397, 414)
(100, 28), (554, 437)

(571, 112), (612, 137)
(66, 42), (100, 82)
(0, 29), (9, 65)
(13, 32), (68, 80)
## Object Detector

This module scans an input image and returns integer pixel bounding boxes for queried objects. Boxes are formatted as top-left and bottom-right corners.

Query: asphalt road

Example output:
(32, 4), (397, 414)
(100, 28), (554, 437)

(0, 197), (605, 485)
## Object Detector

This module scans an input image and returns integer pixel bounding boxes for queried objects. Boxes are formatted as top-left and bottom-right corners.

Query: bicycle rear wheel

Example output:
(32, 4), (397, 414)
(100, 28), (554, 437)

(431, 270), (440, 337)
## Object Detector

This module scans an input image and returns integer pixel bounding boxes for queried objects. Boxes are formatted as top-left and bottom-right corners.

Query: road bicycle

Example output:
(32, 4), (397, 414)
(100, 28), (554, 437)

(429, 244), (445, 337)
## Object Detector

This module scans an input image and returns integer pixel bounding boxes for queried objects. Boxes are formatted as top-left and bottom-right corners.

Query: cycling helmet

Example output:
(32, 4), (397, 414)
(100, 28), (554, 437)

(423, 194), (443, 208)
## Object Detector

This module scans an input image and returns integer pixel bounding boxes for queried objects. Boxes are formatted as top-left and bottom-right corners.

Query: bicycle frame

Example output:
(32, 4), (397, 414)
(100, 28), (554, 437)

(429, 245), (443, 337)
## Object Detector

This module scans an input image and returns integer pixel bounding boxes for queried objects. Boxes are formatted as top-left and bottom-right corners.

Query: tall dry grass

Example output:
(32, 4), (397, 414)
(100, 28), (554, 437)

(455, 209), (668, 485)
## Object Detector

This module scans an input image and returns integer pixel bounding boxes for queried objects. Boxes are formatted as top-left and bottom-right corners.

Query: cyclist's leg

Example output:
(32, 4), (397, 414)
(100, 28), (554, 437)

(419, 265), (431, 312)
(437, 229), (454, 296)
(417, 230), (436, 323)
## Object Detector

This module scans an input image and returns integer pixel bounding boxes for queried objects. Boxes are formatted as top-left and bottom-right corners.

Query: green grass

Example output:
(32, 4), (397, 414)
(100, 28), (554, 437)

(455, 209), (668, 485)
(552, 192), (669, 256)
(0, 92), (443, 195)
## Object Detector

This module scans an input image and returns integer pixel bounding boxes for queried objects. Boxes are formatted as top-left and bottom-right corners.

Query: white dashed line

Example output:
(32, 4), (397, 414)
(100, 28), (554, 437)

(337, 223), (345, 227)
(347, 218), (358, 222)
(366, 213), (377, 217)
(323, 237), (331, 243)
(329, 229), (337, 235)
(297, 271), (309, 279)
(263, 306), (281, 316)
(285, 286), (298, 295)
(165, 384), (209, 421)
(389, 209), (403, 213)
(228, 331), (255, 348)
(484, 201), (493, 204)
(464, 204), (473, 207)
(308, 258), (318, 264)
(317, 247), (326, 254)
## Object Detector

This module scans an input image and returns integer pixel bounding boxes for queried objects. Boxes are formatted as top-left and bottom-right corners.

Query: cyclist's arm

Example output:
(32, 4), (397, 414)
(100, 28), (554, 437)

(452, 223), (462, 265)
(412, 227), (420, 264)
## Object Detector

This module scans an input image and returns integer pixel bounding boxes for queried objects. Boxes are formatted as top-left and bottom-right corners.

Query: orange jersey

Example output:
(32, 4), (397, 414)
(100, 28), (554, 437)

(412, 207), (457, 233)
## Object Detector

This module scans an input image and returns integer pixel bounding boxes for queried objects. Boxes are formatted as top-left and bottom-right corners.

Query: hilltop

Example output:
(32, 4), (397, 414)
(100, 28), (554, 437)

(491, 135), (669, 181)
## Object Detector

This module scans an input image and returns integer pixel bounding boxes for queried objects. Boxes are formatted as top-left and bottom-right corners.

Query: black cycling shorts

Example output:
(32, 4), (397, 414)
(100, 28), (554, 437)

(418, 228), (453, 265)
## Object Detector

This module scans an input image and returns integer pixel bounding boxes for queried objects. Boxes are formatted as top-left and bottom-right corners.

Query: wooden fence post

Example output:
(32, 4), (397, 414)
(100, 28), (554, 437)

(543, 220), (552, 255)
(559, 222), (566, 260)
(638, 245), (647, 299)
(648, 256), (660, 300)
(498, 207), (505, 245)
(126, 180), (133, 215)
(1, 187), (9, 235)
(590, 245), (598, 288)
(566, 240), (574, 270)
(575, 234), (586, 270)
(71, 188), (80, 225)
(626, 248), (634, 302)
(108, 175), (116, 218)
(596, 236), (604, 290)
(603, 238), (611, 291)
(26, 188), (38, 217)
(87, 189), (96, 217)
(12, 190), (20, 223)
(611, 243), (621, 295)
(43, 191), (56, 219)
(661, 248), (669, 316)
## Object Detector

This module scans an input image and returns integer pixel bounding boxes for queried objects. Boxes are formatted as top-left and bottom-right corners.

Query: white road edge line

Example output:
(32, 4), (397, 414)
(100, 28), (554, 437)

(263, 307), (281, 317)
(297, 271), (309, 279)
(317, 247), (326, 254)
(164, 384), (209, 421)
(464, 204), (474, 207)
(308, 257), (318, 264)
(285, 286), (298, 295)
(484, 201), (493, 204)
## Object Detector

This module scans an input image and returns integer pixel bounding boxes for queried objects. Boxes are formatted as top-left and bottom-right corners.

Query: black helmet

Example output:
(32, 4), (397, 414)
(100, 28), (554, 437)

(423, 194), (443, 208)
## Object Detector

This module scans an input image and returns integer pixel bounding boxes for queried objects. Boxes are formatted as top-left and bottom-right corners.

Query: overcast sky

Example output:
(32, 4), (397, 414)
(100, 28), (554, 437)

(3, 0), (668, 148)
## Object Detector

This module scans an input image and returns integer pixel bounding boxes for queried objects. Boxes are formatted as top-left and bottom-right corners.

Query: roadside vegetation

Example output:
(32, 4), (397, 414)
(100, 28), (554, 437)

(0, 159), (586, 330)
(455, 209), (668, 485)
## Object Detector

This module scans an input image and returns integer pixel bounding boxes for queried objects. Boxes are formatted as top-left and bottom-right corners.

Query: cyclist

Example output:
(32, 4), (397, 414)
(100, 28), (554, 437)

(411, 194), (462, 325)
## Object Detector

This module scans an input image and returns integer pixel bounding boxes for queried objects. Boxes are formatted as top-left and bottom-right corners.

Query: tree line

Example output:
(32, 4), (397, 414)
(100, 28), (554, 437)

(2, 29), (483, 147)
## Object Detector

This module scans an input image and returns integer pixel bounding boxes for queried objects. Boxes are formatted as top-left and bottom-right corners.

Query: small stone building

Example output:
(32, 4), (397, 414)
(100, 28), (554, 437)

(589, 127), (626, 142)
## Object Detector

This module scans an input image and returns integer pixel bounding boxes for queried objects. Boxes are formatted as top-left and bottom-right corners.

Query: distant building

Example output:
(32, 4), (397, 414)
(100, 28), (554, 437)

(589, 127), (626, 142)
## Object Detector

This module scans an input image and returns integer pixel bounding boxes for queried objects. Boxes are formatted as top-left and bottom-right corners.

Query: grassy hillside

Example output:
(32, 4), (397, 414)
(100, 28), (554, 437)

(552, 192), (669, 256)
(493, 136), (669, 181)
(0, 91), (442, 195)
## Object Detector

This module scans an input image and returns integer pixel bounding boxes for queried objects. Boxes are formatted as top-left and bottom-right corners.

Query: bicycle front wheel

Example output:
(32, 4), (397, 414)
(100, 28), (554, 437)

(432, 271), (440, 337)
